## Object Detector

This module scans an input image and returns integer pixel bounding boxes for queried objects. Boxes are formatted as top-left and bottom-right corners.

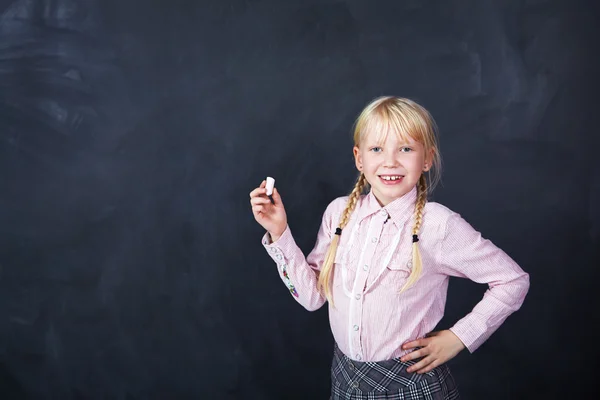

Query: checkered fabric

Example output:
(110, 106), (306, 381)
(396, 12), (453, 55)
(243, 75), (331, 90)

(330, 344), (460, 399)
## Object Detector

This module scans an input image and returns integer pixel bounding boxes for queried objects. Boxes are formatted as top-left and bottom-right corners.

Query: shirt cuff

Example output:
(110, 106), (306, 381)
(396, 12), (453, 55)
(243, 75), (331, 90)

(261, 226), (303, 298)
(261, 225), (296, 264)
(449, 318), (486, 354)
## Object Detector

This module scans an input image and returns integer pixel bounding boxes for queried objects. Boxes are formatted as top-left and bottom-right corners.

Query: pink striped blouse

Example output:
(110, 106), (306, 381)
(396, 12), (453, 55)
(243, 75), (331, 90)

(262, 186), (530, 362)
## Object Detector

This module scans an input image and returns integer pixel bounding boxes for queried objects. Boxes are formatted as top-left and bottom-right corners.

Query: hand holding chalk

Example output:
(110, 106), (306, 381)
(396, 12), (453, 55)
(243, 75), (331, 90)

(249, 177), (287, 242)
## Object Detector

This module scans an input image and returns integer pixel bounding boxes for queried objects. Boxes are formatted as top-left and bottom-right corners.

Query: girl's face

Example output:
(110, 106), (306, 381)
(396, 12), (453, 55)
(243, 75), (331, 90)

(353, 129), (432, 207)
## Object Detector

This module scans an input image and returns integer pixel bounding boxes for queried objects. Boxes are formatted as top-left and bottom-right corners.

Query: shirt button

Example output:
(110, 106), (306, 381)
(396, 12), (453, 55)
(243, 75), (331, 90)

(353, 325), (359, 331)
(355, 294), (361, 300)
(363, 265), (368, 271)
(276, 254), (283, 260)
(407, 261), (413, 267)
(371, 237), (378, 243)
(352, 381), (359, 388)
(356, 354), (362, 361)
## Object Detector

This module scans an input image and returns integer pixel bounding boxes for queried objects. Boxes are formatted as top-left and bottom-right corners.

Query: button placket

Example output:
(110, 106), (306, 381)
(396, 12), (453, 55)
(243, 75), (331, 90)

(350, 213), (385, 362)
(351, 261), (369, 359)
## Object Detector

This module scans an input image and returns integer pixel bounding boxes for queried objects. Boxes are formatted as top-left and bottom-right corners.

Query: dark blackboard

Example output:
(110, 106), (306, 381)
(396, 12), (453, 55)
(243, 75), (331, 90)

(1, 0), (598, 398)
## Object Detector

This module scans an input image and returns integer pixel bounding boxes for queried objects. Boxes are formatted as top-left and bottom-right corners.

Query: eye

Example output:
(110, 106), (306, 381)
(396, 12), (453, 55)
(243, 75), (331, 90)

(370, 147), (382, 153)
(400, 147), (413, 153)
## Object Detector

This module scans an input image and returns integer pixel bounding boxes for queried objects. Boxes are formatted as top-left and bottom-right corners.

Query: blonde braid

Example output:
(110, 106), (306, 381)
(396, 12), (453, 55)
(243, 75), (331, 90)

(400, 175), (428, 293)
(318, 173), (367, 305)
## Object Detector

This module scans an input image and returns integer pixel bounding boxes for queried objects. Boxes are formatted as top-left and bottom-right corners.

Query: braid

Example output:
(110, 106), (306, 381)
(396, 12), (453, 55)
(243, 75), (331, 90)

(412, 175), (428, 236)
(339, 174), (367, 229)
(318, 173), (367, 305)
(400, 175), (428, 293)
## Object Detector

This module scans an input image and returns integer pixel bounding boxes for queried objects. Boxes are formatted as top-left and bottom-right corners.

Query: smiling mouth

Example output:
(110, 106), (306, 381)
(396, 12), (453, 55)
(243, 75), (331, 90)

(378, 175), (404, 181)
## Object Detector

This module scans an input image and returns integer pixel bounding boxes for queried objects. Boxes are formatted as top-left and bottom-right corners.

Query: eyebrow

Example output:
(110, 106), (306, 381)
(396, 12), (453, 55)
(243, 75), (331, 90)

(365, 142), (414, 147)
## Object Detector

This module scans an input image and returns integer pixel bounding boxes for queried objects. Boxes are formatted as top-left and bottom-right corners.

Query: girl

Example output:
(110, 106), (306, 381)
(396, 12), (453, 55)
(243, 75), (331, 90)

(249, 96), (530, 399)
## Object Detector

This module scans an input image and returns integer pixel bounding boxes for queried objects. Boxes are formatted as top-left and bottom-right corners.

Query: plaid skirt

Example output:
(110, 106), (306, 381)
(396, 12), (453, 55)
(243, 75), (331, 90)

(330, 344), (460, 400)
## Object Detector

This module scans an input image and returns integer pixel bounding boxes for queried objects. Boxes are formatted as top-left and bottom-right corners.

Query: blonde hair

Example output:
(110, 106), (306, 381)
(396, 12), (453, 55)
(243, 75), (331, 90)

(317, 96), (441, 304)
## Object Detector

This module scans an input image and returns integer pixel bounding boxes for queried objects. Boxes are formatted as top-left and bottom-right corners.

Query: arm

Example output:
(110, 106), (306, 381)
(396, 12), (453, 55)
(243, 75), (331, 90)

(261, 201), (339, 311)
(439, 212), (530, 353)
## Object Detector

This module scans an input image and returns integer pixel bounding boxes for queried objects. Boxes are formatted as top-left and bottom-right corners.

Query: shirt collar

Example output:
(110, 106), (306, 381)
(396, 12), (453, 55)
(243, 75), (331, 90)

(356, 186), (417, 228)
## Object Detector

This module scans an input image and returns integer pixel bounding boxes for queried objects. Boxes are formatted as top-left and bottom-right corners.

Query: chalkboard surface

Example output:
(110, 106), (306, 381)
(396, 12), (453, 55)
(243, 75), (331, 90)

(1, 0), (598, 398)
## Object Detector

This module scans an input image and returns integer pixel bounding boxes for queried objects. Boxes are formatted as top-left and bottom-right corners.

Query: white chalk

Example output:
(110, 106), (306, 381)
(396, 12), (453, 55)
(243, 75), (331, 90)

(266, 177), (275, 196)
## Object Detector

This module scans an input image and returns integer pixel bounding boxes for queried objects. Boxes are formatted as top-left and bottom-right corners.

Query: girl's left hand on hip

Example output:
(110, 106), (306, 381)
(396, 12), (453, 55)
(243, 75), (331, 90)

(400, 330), (465, 374)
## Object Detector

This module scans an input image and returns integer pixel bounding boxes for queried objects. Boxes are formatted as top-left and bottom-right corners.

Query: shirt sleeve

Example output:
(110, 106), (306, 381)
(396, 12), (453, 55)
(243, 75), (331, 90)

(438, 212), (530, 353)
(261, 199), (341, 311)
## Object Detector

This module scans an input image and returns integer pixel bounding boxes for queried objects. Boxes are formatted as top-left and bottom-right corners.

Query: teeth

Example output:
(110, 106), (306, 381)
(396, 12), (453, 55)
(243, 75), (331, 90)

(382, 176), (401, 181)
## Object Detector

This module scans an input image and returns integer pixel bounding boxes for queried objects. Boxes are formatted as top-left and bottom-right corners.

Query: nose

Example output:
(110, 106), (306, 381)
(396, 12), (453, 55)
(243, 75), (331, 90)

(383, 149), (400, 168)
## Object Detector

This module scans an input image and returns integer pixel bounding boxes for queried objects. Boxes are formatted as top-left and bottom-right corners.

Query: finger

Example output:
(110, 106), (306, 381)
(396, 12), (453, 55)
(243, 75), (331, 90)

(271, 187), (282, 205)
(249, 187), (267, 198)
(417, 359), (441, 374)
(406, 355), (434, 374)
(252, 205), (265, 214)
(400, 348), (427, 363)
(260, 180), (266, 188)
(251, 197), (271, 206)
(402, 339), (427, 351)
(425, 331), (440, 338)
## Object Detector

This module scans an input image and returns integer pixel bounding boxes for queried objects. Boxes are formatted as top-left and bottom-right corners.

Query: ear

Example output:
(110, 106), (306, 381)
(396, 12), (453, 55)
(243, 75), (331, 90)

(353, 146), (362, 171)
(423, 148), (435, 171)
